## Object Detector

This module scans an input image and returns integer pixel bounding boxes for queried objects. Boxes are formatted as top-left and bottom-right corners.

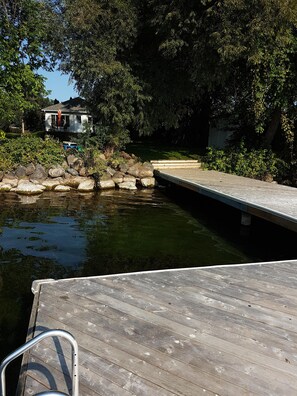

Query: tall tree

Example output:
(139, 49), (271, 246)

(0, 0), (57, 132)
(58, 0), (200, 139)
(149, 0), (297, 146)
(58, 0), (297, 148)
(59, 0), (149, 138)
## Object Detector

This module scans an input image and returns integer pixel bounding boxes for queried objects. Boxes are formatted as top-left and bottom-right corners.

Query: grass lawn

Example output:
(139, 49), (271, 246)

(126, 141), (203, 162)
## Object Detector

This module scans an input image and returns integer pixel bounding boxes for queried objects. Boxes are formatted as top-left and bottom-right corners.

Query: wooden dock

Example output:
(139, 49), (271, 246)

(155, 169), (297, 232)
(19, 260), (297, 395)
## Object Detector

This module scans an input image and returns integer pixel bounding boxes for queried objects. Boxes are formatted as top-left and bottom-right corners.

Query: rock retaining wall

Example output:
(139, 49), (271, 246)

(0, 152), (155, 195)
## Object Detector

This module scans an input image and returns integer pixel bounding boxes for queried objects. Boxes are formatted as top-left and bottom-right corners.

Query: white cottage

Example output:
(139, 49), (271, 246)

(42, 97), (92, 134)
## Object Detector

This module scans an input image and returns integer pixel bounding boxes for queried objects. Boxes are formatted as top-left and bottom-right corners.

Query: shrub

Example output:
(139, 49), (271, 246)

(78, 123), (131, 157)
(203, 143), (287, 181)
(83, 148), (107, 177)
(0, 135), (64, 171)
(0, 130), (6, 141)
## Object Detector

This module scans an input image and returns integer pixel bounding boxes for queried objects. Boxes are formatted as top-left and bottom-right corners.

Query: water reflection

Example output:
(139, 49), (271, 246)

(1, 218), (86, 266)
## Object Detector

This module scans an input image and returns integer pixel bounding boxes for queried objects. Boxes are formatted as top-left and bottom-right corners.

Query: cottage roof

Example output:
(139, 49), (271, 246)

(42, 97), (90, 114)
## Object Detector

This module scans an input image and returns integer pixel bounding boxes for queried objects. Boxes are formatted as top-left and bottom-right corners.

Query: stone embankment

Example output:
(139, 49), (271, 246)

(0, 152), (155, 195)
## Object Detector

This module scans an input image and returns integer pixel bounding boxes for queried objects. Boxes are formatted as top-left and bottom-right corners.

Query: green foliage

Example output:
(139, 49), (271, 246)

(204, 143), (287, 181)
(79, 122), (131, 155)
(0, 135), (64, 171)
(58, 0), (151, 135)
(0, 130), (6, 141)
(107, 152), (126, 169)
(103, 128), (131, 154)
(78, 122), (108, 150)
(0, 0), (57, 129)
(56, 0), (297, 153)
(83, 148), (107, 177)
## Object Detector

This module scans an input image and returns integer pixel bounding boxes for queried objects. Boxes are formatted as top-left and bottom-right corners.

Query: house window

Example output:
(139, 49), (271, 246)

(76, 115), (81, 123)
(51, 114), (56, 127)
(62, 115), (70, 128)
(51, 114), (69, 129)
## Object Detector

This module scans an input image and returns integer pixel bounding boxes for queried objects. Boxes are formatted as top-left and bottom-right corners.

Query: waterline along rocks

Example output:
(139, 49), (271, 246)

(0, 152), (155, 195)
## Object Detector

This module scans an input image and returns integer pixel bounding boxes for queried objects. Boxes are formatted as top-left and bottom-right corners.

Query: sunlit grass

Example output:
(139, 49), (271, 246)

(126, 141), (203, 161)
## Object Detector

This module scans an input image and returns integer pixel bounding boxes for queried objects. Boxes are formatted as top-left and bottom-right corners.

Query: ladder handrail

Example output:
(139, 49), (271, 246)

(0, 329), (79, 396)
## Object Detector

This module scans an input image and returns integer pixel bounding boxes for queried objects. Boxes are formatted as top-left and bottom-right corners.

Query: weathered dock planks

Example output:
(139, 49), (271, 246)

(155, 169), (297, 232)
(19, 260), (297, 395)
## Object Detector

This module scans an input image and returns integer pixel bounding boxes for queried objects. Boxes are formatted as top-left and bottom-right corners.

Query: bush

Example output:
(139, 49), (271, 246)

(83, 148), (107, 177)
(203, 143), (287, 181)
(0, 130), (6, 141)
(0, 135), (64, 171)
(78, 123), (131, 157)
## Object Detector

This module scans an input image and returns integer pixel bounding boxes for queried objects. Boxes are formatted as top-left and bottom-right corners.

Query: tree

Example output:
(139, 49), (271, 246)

(149, 0), (297, 146)
(57, 0), (200, 141)
(58, 0), (149, 137)
(0, 0), (57, 132)
(208, 0), (297, 147)
(57, 0), (297, 150)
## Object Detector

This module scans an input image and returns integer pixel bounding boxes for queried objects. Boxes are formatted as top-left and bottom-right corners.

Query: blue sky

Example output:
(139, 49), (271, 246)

(40, 68), (78, 102)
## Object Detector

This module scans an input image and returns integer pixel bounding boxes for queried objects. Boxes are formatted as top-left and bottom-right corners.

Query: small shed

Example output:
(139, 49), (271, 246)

(42, 97), (92, 134)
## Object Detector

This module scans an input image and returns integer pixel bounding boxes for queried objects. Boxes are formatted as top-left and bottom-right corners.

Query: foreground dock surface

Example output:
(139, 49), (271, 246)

(19, 260), (297, 395)
(156, 169), (297, 232)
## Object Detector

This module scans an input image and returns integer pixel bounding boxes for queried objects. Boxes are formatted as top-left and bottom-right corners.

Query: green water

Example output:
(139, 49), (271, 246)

(0, 188), (295, 389)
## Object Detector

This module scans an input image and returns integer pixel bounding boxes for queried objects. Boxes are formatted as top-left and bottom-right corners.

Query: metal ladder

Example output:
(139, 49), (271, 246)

(0, 329), (79, 396)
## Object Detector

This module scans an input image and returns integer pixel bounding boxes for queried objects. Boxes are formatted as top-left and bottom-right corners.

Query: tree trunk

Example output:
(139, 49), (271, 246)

(263, 108), (281, 147)
(21, 118), (25, 134)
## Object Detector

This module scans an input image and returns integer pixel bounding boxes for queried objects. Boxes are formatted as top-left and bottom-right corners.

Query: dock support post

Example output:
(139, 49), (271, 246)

(241, 212), (251, 226)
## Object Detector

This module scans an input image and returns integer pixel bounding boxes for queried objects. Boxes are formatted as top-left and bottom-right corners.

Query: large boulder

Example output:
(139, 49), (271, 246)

(127, 162), (154, 178)
(0, 183), (12, 191)
(66, 168), (79, 176)
(54, 185), (71, 192)
(15, 181), (45, 195)
(120, 151), (132, 160)
(79, 167), (87, 177)
(42, 178), (63, 190)
(2, 177), (18, 188)
(30, 164), (47, 181)
(119, 163), (129, 173)
(48, 166), (65, 178)
(25, 163), (35, 176)
(140, 177), (155, 188)
(98, 179), (115, 189)
(106, 167), (116, 177)
(99, 172), (112, 181)
(123, 175), (136, 183)
(72, 159), (84, 171)
(112, 171), (124, 184)
(78, 179), (95, 192)
(67, 154), (78, 167)
(63, 176), (86, 188)
(118, 181), (137, 190)
(15, 165), (27, 179)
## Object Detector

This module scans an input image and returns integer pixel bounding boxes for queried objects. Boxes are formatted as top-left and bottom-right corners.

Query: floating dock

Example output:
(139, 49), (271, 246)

(155, 169), (297, 232)
(19, 260), (297, 395)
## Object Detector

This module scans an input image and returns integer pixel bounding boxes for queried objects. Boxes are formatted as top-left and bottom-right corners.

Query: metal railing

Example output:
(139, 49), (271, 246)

(0, 329), (79, 396)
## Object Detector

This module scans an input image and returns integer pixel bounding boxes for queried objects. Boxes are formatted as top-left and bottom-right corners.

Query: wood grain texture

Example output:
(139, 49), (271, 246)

(156, 169), (297, 232)
(20, 260), (297, 395)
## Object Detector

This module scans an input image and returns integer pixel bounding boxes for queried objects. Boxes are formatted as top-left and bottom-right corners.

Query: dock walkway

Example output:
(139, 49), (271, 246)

(155, 169), (297, 232)
(20, 260), (297, 395)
